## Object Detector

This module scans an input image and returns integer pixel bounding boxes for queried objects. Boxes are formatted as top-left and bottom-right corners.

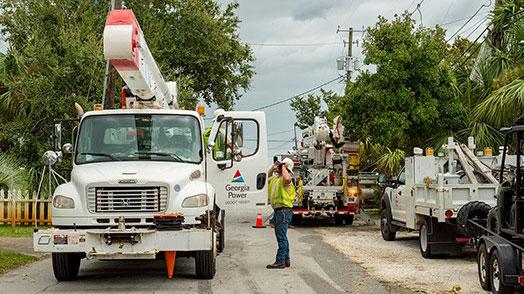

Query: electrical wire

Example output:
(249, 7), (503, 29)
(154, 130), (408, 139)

(246, 42), (339, 47)
(250, 76), (343, 111)
(446, 0), (492, 42)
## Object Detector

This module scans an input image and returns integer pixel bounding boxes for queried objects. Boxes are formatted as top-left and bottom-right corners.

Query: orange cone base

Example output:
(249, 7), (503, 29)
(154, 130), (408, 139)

(165, 251), (176, 278)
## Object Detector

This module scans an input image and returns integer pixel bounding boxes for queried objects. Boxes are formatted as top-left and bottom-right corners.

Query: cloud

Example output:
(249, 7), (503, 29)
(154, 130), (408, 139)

(212, 0), (494, 155)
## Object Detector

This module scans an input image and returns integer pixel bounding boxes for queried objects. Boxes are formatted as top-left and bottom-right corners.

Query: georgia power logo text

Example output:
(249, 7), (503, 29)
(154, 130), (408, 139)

(225, 170), (250, 198)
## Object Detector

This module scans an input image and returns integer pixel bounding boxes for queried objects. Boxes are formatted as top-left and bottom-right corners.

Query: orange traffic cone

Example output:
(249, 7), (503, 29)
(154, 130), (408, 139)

(252, 211), (266, 228)
(165, 251), (176, 278)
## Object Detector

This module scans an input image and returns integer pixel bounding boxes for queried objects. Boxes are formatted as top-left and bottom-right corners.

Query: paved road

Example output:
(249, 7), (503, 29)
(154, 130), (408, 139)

(0, 209), (407, 293)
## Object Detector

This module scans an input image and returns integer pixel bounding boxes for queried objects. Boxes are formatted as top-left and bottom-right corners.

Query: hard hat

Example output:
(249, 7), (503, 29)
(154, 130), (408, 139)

(282, 158), (294, 174)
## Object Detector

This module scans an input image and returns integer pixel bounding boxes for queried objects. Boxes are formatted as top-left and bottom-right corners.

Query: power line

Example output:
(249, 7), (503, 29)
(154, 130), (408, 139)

(246, 42), (339, 47)
(268, 129), (294, 136)
(446, 0), (492, 42)
(251, 76), (343, 111)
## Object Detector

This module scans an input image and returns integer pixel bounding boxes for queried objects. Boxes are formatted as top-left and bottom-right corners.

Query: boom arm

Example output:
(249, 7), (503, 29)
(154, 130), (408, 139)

(103, 9), (178, 109)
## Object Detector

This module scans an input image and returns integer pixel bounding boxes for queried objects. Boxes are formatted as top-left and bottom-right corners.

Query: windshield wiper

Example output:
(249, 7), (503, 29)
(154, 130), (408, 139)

(78, 152), (120, 161)
(134, 151), (183, 162)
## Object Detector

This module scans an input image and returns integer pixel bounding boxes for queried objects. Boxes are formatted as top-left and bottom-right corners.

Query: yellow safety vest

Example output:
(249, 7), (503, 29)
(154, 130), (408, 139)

(267, 176), (296, 208)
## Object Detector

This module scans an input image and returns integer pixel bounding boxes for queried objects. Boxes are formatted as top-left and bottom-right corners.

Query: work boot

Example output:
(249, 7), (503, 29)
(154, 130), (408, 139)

(285, 260), (290, 267)
(266, 262), (285, 269)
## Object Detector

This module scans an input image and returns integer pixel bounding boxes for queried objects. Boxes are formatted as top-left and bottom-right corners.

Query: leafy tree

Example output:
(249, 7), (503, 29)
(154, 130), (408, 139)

(290, 89), (339, 129)
(0, 0), (254, 186)
(341, 14), (466, 151)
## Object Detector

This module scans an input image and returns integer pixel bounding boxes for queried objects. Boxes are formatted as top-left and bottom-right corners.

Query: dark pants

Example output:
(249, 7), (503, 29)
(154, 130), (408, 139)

(273, 207), (292, 264)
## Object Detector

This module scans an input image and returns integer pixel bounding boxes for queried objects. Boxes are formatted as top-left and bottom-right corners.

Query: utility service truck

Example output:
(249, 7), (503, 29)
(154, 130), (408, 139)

(282, 116), (378, 225)
(33, 9), (268, 280)
(475, 118), (524, 294)
(381, 137), (499, 258)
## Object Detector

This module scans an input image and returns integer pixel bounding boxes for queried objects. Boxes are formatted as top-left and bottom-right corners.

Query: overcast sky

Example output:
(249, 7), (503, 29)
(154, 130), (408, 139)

(212, 0), (494, 155)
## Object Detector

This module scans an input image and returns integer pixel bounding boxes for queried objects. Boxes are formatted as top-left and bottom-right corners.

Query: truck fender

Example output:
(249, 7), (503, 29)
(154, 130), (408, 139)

(482, 235), (519, 284)
(381, 191), (394, 221)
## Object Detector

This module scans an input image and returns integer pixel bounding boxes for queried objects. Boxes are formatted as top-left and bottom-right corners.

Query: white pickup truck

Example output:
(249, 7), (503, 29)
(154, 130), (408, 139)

(380, 138), (498, 258)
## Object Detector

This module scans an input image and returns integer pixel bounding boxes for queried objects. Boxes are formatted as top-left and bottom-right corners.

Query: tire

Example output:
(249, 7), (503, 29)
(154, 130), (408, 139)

(487, 207), (499, 233)
(217, 210), (225, 253)
(334, 214), (344, 225)
(345, 214), (354, 225)
(380, 209), (396, 241)
(490, 249), (513, 294)
(457, 201), (491, 237)
(52, 253), (81, 281)
(195, 234), (216, 279)
(477, 242), (491, 291)
(291, 214), (302, 226)
(419, 219), (434, 259)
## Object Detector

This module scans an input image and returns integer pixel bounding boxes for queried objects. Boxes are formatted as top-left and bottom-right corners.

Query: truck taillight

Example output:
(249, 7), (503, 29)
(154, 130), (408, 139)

(445, 209), (453, 218)
(121, 87), (126, 109)
(519, 275), (524, 286)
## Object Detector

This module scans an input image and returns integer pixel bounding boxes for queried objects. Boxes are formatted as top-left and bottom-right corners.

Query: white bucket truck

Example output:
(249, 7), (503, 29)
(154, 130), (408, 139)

(33, 9), (268, 280)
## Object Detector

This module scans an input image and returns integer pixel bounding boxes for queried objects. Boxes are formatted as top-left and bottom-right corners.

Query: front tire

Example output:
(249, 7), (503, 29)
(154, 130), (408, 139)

(419, 219), (433, 259)
(490, 249), (513, 294)
(477, 242), (491, 291)
(195, 234), (217, 279)
(52, 253), (81, 281)
(345, 214), (354, 225)
(380, 209), (396, 241)
(217, 210), (225, 253)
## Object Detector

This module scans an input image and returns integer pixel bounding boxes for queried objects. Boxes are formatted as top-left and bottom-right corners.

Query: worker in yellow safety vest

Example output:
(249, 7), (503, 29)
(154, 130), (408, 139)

(266, 157), (296, 269)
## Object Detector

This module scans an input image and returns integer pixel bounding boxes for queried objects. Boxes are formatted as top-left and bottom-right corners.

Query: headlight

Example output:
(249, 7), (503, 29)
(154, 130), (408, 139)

(182, 194), (208, 208)
(53, 195), (75, 209)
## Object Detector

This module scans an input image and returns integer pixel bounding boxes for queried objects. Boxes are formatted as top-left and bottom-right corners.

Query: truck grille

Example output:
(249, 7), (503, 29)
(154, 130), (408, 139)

(87, 186), (168, 213)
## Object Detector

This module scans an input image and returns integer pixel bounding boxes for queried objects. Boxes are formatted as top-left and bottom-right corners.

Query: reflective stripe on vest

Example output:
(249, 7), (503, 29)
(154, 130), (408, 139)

(267, 176), (295, 208)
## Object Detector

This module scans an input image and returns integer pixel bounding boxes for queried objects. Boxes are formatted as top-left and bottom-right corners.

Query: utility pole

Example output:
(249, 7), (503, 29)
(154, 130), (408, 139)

(336, 26), (364, 82)
(102, 0), (122, 110)
(293, 124), (298, 150)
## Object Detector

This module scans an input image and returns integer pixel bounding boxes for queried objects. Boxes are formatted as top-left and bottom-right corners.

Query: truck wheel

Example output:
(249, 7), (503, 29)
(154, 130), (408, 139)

(345, 214), (354, 225)
(380, 209), (396, 241)
(217, 210), (225, 253)
(291, 214), (302, 226)
(52, 253), (81, 281)
(419, 219), (434, 259)
(457, 201), (491, 238)
(195, 234), (216, 279)
(334, 214), (344, 225)
(487, 207), (499, 233)
(477, 242), (491, 291)
(490, 249), (513, 294)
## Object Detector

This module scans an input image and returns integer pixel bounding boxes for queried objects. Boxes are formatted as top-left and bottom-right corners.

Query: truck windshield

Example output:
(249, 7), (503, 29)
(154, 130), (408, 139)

(76, 114), (202, 164)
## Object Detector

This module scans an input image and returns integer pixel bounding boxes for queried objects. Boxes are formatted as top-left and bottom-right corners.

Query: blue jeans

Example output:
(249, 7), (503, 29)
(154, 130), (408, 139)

(273, 208), (292, 264)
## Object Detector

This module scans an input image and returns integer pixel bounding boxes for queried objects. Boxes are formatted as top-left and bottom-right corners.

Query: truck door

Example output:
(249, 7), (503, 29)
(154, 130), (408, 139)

(390, 169), (407, 222)
(206, 111), (268, 209)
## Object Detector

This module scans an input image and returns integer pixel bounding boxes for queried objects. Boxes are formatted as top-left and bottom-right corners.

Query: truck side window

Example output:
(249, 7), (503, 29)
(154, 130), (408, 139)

(397, 169), (406, 185)
(235, 119), (259, 157)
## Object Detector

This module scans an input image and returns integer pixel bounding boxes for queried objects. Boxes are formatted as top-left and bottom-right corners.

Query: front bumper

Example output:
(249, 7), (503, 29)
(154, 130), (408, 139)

(34, 227), (212, 259)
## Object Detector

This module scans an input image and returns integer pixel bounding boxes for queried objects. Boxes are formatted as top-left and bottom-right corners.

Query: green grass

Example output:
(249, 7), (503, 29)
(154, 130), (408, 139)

(0, 250), (38, 274)
(0, 226), (44, 237)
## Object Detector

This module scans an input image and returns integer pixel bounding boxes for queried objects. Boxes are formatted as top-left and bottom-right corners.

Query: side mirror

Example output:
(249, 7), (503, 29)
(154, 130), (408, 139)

(62, 143), (73, 154)
(233, 148), (242, 162)
(53, 123), (62, 151)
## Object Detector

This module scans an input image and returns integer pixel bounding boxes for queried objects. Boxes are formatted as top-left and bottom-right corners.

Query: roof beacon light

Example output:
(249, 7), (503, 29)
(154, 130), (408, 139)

(196, 104), (205, 116)
(413, 147), (423, 156)
(425, 147), (434, 156)
(94, 104), (103, 111)
(484, 147), (493, 156)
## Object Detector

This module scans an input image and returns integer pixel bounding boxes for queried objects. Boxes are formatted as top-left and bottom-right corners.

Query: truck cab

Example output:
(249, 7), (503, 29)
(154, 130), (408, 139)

(34, 107), (268, 280)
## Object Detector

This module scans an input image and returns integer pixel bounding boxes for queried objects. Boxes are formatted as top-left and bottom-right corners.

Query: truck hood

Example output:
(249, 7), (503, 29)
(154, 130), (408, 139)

(71, 161), (202, 189)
